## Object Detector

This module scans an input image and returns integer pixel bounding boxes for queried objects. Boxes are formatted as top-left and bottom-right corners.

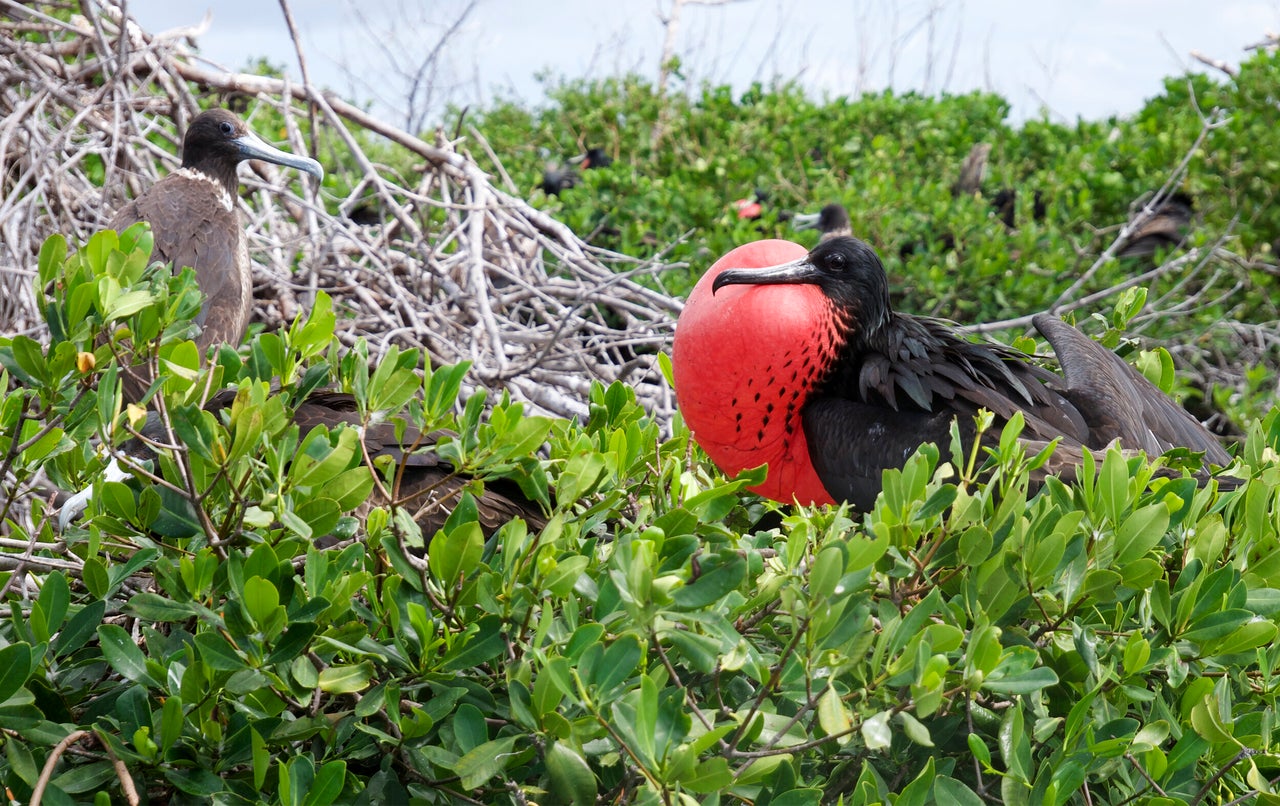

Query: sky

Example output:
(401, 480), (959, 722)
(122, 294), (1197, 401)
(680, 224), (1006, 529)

(124, 0), (1280, 128)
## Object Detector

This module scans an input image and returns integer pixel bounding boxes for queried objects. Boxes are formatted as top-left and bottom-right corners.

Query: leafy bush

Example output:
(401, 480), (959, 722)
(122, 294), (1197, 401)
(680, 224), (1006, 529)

(3, 210), (1280, 804)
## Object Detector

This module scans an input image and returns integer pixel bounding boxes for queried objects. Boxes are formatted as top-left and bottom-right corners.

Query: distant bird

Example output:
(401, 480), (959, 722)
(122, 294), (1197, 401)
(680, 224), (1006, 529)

(570, 146), (613, 170)
(990, 188), (1018, 229)
(792, 203), (852, 241)
(541, 165), (579, 196)
(1116, 192), (1194, 259)
(109, 108), (323, 399)
(733, 188), (769, 221)
(672, 237), (1230, 508)
(541, 145), (612, 196)
(60, 388), (546, 538)
(951, 142), (992, 198)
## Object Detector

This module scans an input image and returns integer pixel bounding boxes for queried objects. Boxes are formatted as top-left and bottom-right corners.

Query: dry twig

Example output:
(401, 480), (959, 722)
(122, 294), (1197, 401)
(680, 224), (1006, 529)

(0, 0), (680, 427)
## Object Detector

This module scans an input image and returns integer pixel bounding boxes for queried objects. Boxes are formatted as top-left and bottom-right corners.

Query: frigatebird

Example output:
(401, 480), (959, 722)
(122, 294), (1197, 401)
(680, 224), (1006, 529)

(1116, 192), (1194, 259)
(59, 388), (546, 538)
(792, 203), (853, 241)
(540, 146), (611, 196)
(672, 236), (1231, 508)
(108, 108), (323, 399)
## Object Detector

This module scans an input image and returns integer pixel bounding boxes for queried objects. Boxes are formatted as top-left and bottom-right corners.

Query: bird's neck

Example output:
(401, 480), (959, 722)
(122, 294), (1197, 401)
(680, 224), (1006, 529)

(180, 159), (239, 207)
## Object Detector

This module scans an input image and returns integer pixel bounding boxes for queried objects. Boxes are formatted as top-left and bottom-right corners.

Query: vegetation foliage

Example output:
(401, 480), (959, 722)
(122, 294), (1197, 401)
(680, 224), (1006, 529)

(4, 27), (1280, 806)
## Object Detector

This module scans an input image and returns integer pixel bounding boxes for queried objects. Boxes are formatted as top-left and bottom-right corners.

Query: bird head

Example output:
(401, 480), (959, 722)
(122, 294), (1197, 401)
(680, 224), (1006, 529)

(182, 109), (323, 194)
(712, 236), (892, 342)
(791, 203), (852, 239)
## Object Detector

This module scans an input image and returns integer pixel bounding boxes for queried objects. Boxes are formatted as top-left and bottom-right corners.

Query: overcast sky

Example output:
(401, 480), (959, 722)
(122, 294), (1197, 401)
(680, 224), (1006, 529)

(124, 0), (1280, 127)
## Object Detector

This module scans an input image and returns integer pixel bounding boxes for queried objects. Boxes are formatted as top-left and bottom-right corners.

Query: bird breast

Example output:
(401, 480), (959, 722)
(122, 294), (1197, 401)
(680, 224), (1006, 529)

(673, 239), (839, 504)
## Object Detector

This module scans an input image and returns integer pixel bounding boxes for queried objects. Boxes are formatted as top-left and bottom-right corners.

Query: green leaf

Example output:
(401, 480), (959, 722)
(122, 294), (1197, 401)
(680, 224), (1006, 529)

(318, 661), (374, 694)
(860, 711), (891, 750)
(429, 519), (484, 586)
(1114, 502), (1170, 565)
(545, 741), (597, 806)
(934, 776), (985, 806)
(304, 761), (347, 806)
(454, 735), (520, 791)
(983, 666), (1058, 695)
(0, 643), (33, 703)
(593, 634), (643, 693)
(670, 552), (745, 609)
(32, 572), (69, 644)
(98, 625), (159, 687)
(194, 631), (247, 671)
(54, 600), (107, 659)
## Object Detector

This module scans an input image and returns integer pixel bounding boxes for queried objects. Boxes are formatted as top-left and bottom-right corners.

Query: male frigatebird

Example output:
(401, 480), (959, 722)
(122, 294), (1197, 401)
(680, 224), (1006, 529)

(109, 108), (323, 399)
(672, 236), (1230, 508)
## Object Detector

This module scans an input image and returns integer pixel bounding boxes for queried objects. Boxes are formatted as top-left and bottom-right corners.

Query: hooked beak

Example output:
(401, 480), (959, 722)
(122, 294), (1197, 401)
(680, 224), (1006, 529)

(233, 129), (324, 180)
(791, 211), (821, 231)
(712, 256), (822, 294)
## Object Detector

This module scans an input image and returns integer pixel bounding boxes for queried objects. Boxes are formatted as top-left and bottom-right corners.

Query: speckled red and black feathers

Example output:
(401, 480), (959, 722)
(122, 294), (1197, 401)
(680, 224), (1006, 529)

(680, 236), (1230, 508)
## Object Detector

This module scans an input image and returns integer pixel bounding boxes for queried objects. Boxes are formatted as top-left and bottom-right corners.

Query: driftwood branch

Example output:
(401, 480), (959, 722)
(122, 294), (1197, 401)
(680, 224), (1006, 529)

(0, 0), (681, 430)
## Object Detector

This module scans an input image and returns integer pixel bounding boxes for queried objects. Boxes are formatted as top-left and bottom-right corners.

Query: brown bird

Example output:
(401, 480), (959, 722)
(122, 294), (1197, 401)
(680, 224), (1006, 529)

(1116, 192), (1194, 259)
(289, 391), (545, 536)
(108, 109), (323, 399)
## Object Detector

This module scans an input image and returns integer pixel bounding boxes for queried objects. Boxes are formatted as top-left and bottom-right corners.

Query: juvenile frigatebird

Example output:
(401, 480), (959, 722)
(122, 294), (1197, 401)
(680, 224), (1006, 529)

(59, 388), (546, 538)
(108, 108), (323, 399)
(792, 203), (853, 241)
(672, 236), (1231, 508)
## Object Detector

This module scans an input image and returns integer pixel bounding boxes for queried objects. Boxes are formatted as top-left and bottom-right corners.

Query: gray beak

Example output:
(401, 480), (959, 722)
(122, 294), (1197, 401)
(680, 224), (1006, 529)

(234, 129), (324, 180)
(712, 256), (822, 294)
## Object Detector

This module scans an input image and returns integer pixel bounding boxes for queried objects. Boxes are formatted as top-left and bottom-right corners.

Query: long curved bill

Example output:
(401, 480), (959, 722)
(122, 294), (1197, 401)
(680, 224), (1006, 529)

(234, 129), (324, 180)
(712, 256), (822, 293)
(790, 211), (821, 230)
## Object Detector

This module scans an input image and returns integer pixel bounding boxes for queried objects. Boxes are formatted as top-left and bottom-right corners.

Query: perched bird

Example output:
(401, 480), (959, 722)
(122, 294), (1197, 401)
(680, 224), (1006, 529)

(60, 388), (546, 538)
(672, 237), (1230, 508)
(733, 188), (769, 221)
(108, 108), (323, 398)
(541, 145), (612, 196)
(1116, 192), (1194, 259)
(570, 146), (613, 170)
(541, 164), (580, 196)
(792, 203), (853, 241)
(951, 142), (992, 198)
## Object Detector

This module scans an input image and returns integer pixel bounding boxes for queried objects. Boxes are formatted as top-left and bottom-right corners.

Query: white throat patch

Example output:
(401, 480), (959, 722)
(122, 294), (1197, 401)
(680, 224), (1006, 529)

(175, 167), (234, 211)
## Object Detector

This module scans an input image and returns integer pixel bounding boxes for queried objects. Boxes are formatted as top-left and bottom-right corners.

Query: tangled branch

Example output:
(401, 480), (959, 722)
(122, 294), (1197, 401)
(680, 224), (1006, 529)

(0, 0), (680, 425)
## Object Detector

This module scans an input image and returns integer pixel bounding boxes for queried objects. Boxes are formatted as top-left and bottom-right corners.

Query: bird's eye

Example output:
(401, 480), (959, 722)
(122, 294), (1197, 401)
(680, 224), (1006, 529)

(825, 252), (847, 273)
(219, 121), (234, 135)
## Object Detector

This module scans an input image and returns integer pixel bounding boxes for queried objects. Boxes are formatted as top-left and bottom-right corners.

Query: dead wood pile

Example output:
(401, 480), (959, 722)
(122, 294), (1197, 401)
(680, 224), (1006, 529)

(0, 1), (682, 422)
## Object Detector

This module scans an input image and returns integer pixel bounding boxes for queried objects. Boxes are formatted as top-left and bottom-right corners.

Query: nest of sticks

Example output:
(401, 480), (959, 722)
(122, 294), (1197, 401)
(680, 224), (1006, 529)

(0, 0), (682, 423)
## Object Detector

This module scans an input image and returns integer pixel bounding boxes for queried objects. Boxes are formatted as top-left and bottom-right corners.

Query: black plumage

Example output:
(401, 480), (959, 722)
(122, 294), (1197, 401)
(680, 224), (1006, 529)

(1116, 192), (1194, 259)
(712, 236), (1230, 508)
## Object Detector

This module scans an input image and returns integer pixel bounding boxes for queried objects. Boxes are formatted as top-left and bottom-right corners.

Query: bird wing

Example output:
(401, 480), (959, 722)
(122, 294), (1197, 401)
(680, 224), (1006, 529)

(854, 315), (1091, 443)
(1032, 313), (1229, 464)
